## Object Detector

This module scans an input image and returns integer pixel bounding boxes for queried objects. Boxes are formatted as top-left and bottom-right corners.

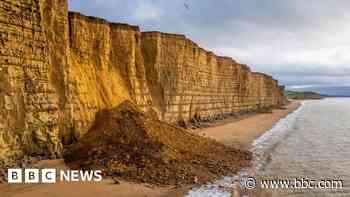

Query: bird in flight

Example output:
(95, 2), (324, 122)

(184, 3), (190, 10)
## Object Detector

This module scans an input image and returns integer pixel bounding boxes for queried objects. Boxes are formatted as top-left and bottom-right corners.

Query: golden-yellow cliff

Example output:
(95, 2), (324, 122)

(0, 0), (285, 160)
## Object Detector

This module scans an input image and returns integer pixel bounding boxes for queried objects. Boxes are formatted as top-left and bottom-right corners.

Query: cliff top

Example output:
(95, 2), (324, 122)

(69, 12), (140, 31)
(68, 11), (278, 85)
(142, 32), (238, 60)
(68, 11), (246, 66)
(143, 31), (186, 39)
(252, 72), (275, 80)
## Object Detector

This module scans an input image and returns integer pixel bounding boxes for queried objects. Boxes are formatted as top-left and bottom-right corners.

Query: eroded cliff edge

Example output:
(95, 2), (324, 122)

(0, 0), (285, 160)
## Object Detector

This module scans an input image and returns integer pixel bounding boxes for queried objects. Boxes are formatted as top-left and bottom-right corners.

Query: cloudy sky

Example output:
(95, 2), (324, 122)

(69, 0), (350, 95)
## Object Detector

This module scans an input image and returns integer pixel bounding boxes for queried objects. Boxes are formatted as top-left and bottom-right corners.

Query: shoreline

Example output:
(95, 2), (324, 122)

(196, 101), (301, 150)
(0, 101), (301, 197)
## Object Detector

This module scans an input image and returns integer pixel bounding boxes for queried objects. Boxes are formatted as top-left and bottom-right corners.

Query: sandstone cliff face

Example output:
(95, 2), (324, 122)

(0, 0), (63, 159)
(40, 0), (71, 147)
(65, 12), (152, 144)
(0, 0), (285, 160)
(141, 32), (279, 123)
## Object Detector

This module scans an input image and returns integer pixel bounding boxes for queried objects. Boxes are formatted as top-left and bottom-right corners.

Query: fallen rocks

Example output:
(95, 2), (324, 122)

(63, 101), (251, 186)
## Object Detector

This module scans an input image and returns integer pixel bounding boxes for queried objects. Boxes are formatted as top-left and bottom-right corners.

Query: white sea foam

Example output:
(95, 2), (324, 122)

(185, 102), (305, 197)
(252, 101), (306, 148)
(251, 102), (306, 171)
(185, 175), (242, 197)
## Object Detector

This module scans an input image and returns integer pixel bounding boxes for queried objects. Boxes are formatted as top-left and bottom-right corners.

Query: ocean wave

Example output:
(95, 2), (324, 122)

(185, 103), (305, 197)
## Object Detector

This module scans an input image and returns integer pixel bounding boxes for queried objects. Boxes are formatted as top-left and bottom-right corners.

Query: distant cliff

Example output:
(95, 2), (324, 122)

(285, 91), (323, 100)
(0, 0), (285, 160)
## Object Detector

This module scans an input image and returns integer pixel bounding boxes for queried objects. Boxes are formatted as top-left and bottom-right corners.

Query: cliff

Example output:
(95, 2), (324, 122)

(285, 91), (323, 100)
(65, 12), (153, 144)
(0, 0), (285, 161)
(141, 33), (283, 123)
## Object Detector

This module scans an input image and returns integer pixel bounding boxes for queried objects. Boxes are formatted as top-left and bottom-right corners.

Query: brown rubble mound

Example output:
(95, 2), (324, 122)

(63, 101), (251, 186)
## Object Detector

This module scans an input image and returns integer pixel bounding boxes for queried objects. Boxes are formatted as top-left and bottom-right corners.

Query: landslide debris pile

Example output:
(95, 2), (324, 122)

(63, 101), (251, 186)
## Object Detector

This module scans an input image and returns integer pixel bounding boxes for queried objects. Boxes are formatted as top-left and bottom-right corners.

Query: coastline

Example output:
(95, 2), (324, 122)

(196, 101), (301, 150)
(0, 101), (300, 197)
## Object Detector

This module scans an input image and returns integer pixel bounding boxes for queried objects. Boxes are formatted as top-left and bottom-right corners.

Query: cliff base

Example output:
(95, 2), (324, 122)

(63, 101), (251, 186)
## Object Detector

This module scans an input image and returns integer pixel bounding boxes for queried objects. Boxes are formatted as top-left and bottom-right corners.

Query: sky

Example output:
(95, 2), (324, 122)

(69, 0), (350, 95)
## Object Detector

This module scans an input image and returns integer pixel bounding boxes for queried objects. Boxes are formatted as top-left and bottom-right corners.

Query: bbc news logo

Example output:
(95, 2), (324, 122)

(7, 169), (102, 183)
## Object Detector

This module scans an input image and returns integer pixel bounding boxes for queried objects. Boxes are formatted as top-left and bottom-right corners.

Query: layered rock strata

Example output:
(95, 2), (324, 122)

(0, 0), (63, 159)
(0, 0), (285, 160)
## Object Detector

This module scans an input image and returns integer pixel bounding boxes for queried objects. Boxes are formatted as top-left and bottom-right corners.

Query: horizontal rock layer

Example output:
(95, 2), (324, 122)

(142, 32), (284, 123)
(0, 0), (285, 160)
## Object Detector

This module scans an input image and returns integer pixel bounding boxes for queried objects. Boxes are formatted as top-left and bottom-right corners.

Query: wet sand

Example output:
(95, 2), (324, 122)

(0, 101), (300, 197)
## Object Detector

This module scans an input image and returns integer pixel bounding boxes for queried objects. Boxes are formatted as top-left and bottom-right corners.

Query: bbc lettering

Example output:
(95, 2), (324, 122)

(7, 169), (22, 183)
(8, 169), (56, 183)
(7, 169), (102, 183)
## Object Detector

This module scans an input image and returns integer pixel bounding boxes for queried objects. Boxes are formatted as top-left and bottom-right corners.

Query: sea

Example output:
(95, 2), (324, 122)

(186, 98), (350, 197)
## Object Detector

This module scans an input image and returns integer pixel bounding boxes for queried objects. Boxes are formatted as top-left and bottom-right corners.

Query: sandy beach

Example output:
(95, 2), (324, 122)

(0, 101), (300, 197)
(197, 101), (301, 149)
